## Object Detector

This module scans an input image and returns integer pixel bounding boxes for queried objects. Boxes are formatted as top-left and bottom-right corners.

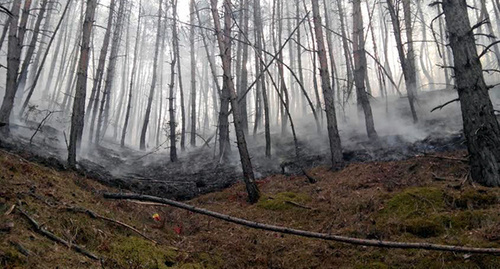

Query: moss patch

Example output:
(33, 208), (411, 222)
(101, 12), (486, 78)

(257, 192), (311, 211)
(381, 187), (446, 218)
(450, 189), (498, 209)
(106, 236), (177, 269)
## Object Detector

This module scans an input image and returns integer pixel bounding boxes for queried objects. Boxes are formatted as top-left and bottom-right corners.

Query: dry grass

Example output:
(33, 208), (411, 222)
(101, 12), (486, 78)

(1, 149), (500, 268)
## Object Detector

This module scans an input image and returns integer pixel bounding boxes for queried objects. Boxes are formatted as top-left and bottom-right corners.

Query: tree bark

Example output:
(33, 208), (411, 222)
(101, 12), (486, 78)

(169, 0), (179, 162)
(440, 0), (500, 187)
(311, 0), (343, 168)
(211, 0), (260, 203)
(352, 0), (377, 139)
(189, 0), (197, 147)
(387, 0), (418, 123)
(67, 0), (97, 167)
(0, 0), (22, 131)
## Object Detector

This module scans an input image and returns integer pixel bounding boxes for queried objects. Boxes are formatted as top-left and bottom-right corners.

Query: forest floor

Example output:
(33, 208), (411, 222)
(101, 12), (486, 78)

(2, 147), (500, 268)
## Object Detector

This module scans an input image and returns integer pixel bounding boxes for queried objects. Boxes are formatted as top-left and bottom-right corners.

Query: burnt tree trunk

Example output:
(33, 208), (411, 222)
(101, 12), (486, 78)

(311, 0), (343, 168)
(169, 0), (179, 162)
(440, 0), (500, 186)
(211, 0), (260, 203)
(0, 0), (23, 131)
(352, 0), (377, 139)
(67, 0), (97, 167)
(387, 0), (418, 123)
(190, 0), (197, 147)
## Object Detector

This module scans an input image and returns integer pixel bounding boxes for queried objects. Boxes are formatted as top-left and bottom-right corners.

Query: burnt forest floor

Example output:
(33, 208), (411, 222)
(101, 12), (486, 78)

(2, 147), (500, 268)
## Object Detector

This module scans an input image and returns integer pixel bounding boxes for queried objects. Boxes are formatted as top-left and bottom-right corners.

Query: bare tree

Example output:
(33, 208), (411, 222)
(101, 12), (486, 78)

(437, 0), (500, 186)
(169, 0), (179, 162)
(352, 0), (377, 139)
(68, 0), (98, 167)
(387, 0), (418, 123)
(190, 0), (197, 147)
(0, 0), (24, 131)
(311, 0), (343, 168)
(211, 0), (260, 203)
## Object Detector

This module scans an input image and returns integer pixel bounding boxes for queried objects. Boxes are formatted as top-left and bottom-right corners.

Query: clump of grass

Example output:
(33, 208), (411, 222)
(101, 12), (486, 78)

(257, 192), (311, 211)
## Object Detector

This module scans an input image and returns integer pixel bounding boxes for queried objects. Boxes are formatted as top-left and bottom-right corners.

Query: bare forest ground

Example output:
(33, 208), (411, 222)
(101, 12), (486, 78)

(1, 146), (500, 268)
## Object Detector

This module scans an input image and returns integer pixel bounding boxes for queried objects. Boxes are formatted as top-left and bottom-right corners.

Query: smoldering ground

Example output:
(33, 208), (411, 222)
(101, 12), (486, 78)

(1, 84), (491, 201)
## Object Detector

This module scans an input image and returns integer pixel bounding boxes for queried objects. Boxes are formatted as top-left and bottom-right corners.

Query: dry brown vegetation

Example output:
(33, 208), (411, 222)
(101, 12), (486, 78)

(1, 149), (500, 268)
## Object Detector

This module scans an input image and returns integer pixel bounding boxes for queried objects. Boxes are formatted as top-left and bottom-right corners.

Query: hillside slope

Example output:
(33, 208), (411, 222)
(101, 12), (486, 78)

(1, 148), (500, 268)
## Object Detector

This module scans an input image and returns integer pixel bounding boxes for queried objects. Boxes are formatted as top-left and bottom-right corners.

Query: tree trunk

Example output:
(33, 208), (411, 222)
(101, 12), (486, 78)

(67, 0), (97, 167)
(253, 0), (271, 157)
(121, 1), (142, 147)
(169, 0), (179, 162)
(352, 0), (377, 139)
(189, 0), (197, 147)
(311, 0), (343, 168)
(211, 0), (260, 204)
(440, 0), (500, 186)
(387, 0), (418, 123)
(239, 0), (250, 135)
(0, 0), (22, 131)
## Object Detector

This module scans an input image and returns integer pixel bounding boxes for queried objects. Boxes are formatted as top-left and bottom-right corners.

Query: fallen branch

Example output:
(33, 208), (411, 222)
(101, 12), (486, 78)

(17, 206), (99, 260)
(103, 192), (500, 255)
(64, 206), (157, 245)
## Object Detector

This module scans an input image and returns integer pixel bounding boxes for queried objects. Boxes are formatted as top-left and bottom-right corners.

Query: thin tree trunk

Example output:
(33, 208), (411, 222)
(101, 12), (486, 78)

(387, 0), (418, 123)
(311, 0), (343, 168)
(352, 0), (377, 139)
(139, 0), (163, 150)
(121, 1), (142, 147)
(211, 0), (260, 203)
(67, 0), (97, 167)
(169, 0), (179, 161)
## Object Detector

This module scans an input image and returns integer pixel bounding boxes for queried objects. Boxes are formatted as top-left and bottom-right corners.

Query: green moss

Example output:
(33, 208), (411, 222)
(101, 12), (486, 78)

(106, 236), (177, 269)
(381, 187), (445, 218)
(257, 192), (311, 211)
(437, 210), (487, 230)
(404, 218), (444, 238)
(451, 190), (498, 209)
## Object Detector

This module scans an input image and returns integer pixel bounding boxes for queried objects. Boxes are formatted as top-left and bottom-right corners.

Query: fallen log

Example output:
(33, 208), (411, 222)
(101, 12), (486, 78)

(103, 192), (500, 255)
